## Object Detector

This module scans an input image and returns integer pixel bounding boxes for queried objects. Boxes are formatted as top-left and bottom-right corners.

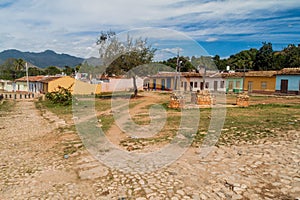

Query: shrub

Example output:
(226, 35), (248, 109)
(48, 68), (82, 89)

(45, 85), (73, 106)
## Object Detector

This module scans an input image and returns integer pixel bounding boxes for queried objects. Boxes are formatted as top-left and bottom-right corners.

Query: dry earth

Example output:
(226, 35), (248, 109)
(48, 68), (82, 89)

(0, 99), (299, 200)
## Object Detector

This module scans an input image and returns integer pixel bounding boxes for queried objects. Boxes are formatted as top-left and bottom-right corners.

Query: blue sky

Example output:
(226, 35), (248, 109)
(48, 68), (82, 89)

(0, 0), (299, 60)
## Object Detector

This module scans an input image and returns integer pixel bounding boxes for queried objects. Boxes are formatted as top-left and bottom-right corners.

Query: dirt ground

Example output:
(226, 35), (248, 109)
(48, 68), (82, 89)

(0, 94), (299, 199)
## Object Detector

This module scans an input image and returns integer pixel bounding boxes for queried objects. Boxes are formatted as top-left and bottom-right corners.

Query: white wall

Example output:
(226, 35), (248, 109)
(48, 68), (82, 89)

(101, 78), (144, 93)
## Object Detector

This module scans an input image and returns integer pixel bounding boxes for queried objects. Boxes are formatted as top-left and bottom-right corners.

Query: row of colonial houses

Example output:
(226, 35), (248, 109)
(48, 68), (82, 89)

(144, 68), (300, 95)
(0, 75), (102, 95)
(1, 68), (299, 95)
(0, 75), (144, 95)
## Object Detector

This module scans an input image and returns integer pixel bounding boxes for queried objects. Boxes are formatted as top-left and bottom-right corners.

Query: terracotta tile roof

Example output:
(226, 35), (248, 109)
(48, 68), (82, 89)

(221, 71), (277, 78)
(39, 76), (62, 83)
(278, 68), (300, 75)
(15, 76), (45, 82)
(149, 72), (204, 78)
(245, 71), (277, 77)
(0, 79), (13, 83)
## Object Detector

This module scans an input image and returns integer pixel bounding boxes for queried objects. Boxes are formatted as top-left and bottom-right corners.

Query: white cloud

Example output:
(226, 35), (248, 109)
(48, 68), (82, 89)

(205, 37), (218, 42)
(0, 0), (299, 57)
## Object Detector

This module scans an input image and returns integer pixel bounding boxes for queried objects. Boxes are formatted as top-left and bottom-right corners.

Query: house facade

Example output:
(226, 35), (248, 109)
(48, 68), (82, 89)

(145, 72), (226, 92)
(222, 73), (244, 93)
(276, 68), (300, 95)
(73, 79), (101, 95)
(40, 76), (75, 94)
(101, 77), (144, 93)
(0, 80), (15, 92)
(146, 72), (177, 91)
(15, 76), (44, 93)
(243, 71), (277, 94)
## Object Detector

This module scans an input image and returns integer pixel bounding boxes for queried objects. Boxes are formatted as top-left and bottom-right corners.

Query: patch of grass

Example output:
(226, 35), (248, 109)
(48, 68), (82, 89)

(95, 99), (112, 112)
(0, 101), (15, 114)
(36, 100), (72, 121)
(99, 114), (114, 132)
(217, 103), (299, 145)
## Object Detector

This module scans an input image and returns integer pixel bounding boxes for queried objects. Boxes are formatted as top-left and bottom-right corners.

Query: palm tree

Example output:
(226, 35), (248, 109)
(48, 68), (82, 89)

(14, 58), (26, 71)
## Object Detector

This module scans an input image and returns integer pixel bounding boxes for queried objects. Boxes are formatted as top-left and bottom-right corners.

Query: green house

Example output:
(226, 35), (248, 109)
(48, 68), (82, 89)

(223, 73), (244, 93)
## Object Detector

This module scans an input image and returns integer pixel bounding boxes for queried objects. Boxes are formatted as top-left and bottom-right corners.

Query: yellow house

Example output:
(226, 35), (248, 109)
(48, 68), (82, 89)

(40, 76), (75, 94)
(40, 76), (101, 95)
(146, 72), (176, 91)
(243, 71), (277, 94)
(73, 79), (101, 95)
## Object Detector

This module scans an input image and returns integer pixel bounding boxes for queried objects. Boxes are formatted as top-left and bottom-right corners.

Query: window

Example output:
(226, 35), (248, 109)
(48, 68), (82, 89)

(261, 81), (267, 90)
(236, 81), (241, 89)
(181, 81), (183, 87)
(229, 81), (233, 90)
(205, 82), (209, 89)
(194, 82), (198, 88)
(220, 81), (225, 88)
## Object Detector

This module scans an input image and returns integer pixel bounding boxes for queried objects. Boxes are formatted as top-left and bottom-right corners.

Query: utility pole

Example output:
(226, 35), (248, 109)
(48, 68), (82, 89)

(174, 49), (180, 91)
(26, 62), (29, 93)
(177, 50), (180, 91)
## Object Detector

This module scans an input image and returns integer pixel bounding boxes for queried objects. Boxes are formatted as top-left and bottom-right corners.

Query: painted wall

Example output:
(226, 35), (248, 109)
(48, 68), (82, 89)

(0, 81), (15, 92)
(244, 77), (276, 93)
(148, 77), (175, 91)
(101, 78), (143, 93)
(45, 76), (75, 93)
(181, 77), (225, 92)
(29, 82), (43, 93)
(276, 75), (300, 91)
(15, 81), (28, 92)
(73, 80), (101, 95)
(225, 77), (243, 93)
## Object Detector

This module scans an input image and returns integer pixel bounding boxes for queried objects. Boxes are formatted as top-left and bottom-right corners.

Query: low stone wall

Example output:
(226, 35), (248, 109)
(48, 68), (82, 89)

(168, 93), (185, 109)
(196, 90), (215, 105)
(0, 93), (37, 100)
(236, 93), (249, 107)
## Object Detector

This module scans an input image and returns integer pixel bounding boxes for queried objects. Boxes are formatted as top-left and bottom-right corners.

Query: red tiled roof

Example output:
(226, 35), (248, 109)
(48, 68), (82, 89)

(15, 76), (45, 82)
(39, 76), (62, 83)
(278, 68), (300, 75)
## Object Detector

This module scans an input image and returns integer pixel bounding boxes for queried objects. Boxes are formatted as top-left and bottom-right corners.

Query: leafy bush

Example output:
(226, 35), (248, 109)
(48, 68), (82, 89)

(45, 85), (73, 106)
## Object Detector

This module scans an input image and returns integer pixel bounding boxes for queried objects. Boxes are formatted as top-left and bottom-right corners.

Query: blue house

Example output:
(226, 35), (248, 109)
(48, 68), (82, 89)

(276, 68), (300, 95)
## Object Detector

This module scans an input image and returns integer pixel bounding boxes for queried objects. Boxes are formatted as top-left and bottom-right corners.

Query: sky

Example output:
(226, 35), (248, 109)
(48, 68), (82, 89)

(0, 0), (299, 60)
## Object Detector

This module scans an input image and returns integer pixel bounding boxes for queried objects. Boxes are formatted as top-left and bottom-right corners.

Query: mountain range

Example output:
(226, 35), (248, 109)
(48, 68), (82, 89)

(0, 49), (84, 68)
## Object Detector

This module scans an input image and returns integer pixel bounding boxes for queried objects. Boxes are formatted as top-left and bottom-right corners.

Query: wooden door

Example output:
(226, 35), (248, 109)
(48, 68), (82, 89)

(161, 79), (165, 90)
(248, 81), (253, 93)
(280, 79), (288, 93)
(214, 81), (218, 91)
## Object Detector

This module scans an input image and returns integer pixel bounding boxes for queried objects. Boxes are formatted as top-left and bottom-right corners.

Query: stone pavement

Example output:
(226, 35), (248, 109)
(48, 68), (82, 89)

(0, 100), (299, 199)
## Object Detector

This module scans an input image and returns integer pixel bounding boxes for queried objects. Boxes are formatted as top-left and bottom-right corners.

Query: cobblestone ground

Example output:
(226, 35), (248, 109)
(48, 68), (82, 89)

(0, 100), (299, 200)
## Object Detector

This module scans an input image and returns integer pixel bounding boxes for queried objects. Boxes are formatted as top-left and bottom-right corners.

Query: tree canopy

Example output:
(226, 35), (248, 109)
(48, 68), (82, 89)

(213, 42), (300, 71)
(97, 32), (156, 97)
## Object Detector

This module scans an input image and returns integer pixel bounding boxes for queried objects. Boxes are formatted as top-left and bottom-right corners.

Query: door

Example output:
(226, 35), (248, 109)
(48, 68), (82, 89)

(153, 79), (156, 90)
(184, 82), (187, 91)
(161, 79), (165, 90)
(280, 79), (288, 93)
(167, 78), (171, 89)
(200, 82), (204, 90)
(248, 81), (253, 93)
(214, 81), (218, 91)
(229, 81), (233, 91)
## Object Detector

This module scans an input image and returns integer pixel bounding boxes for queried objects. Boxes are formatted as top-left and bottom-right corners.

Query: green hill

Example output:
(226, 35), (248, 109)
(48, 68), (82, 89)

(0, 49), (84, 68)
